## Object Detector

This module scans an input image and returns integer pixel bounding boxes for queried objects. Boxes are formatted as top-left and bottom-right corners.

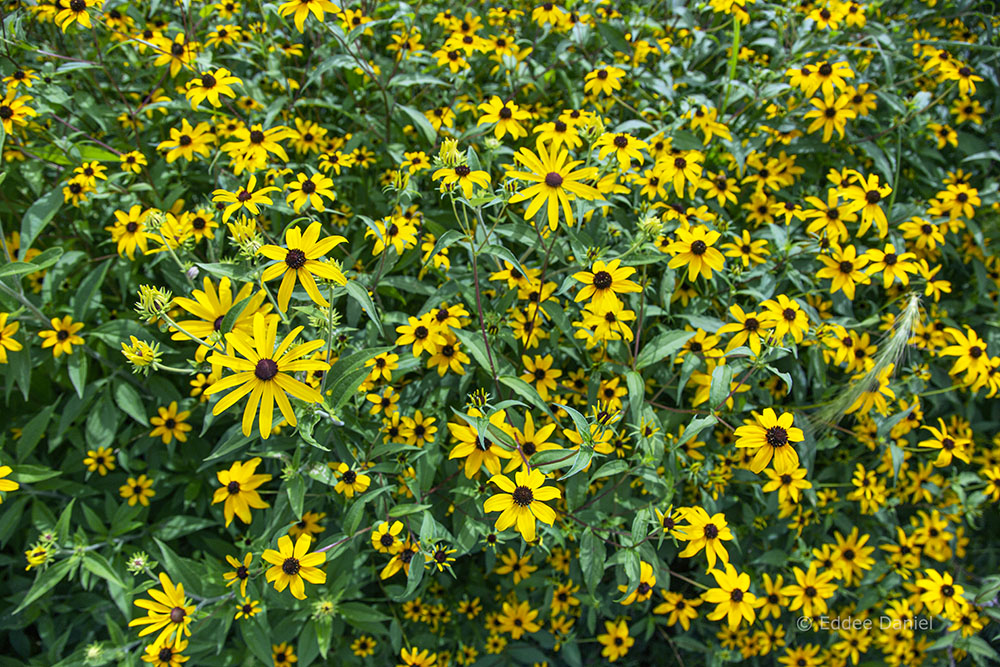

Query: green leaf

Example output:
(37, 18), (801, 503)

(625, 370), (645, 427)
(67, 352), (88, 399)
(114, 383), (149, 426)
(219, 294), (253, 335)
(420, 229), (464, 270)
(397, 105), (437, 145)
(72, 259), (111, 321)
(0, 247), (64, 278)
(16, 405), (56, 460)
(592, 459), (629, 480)
(339, 601), (390, 623)
(345, 280), (384, 336)
(242, 613), (274, 665)
(19, 188), (63, 256)
(286, 475), (305, 520)
(479, 244), (524, 275)
(499, 376), (555, 420)
(398, 546), (425, 599)
(579, 530), (606, 593)
(635, 331), (694, 370)
(709, 364), (734, 409)
(389, 73), (447, 88)
(82, 553), (128, 591)
(15, 558), (77, 614)
(677, 415), (718, 449)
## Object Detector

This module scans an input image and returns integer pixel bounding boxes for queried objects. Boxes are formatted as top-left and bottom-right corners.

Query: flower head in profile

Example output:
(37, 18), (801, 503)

(263, 533), (327, 600)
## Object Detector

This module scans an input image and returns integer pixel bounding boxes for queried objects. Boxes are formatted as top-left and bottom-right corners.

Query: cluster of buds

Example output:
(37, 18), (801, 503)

(134, 284), (173, 323)
(125, 550), (157, 575)
(437, 138), (464, 168)
(637, 213), (664, 243)
(227, 215), (262, 257)
(120, 335), (162, 375)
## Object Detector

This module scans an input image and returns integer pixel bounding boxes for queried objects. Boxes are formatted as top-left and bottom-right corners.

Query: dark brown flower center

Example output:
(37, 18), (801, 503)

(254, 358), (279, 381)
(690, 240), (707, 255)
(512, 486), (534, 506)
(865, 190), (881, 204)
(544, 172), (563, 188)
(730, 589), (744, 601)
(285, 248), (307, 269)
(592, 271), (613, 290)
(704, 523), (719, 539)
(249, 130), (265, 144)
(282, 558), (300, 575)
(766, 426), (789, 447)
(170, 607), (186, 623)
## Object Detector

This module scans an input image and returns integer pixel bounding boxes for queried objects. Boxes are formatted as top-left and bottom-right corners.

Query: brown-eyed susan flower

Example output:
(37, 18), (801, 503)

(572, 259), (641, 309)
(128, 573), (196, 648)
(506, 141), (600, 230)
(816, 244), (869, 299)
(781, 564), (838, 617)
(803, 94), (856, 142)
(520, 354), (561, 401)
(477, 96), (530, 140)
(149, 402), (192, 444)
(223, 553), (253, 596)
(278, 0), (338, 31)
(918, 418), (972, 467)
(484, 468), (560, 543)
(212, 176), (279, 222)
(840, 172), (892, 237)
(38, 316), (85, 357)
(333, 462), (371, 497)
(185, 68), (241, 109)
(0, 313), (23, 363)
(618, 561), (657, 605)
(704, 563), (757, 629)
(396, 315), (446, 357)
(211, 457), (272, 526)
(595, 132), (648, 170)
(677, 506), (734, 570)
(205, 313), (329, 438)
(653, 591), (702, 630)
(234, 596), (260, 620)
(263, 533), (327, 600)
(119, 474), (155, 507)
(351, 635), (377, 657)
(271, 642), (297, 667)
(0, 89), (37, 135)
(158, 119), (216, 163)
(448, 410), (514, 478)
(940, 327), (989, 382)
(141, 638), (189, 665)
(584, 65), (625, 96)
(120, 150), (147, 174)
(865, 243), (918, 287)
(284, 172), (336, 213)
(734, 408), (804, 473)
(496, 600), (541, 639)
(432, 163), (491, 198)
(84, 446), (116, 476)
(372, 520), (404, 554)
(668, 225), (725, 281)
(717, 304), (775, 355)
(399, 647), (437, 667)
(0, 464), (21, 501)
(258, 222), (347, 311)
(55, 0), (97, 31)
(288, 511), (326, 539)
(597, 620), (634, 662)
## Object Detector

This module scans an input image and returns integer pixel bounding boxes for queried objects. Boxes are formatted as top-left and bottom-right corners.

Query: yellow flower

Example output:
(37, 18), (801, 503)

(184, 68), (241, 109)
(262, 533), (327, 600)
(0, 312), (24, 363)
(258, 222), (347, 311)
(223, 553), (253, 597)
(211, 176), (279, 222)
(0, 464), (20, 501)
(597, 620), (634, 662)
(667, 225), (725, 281)
(333, 462), (371, 497)
(477, 96), (530, 140)
(506, 142), (600, 230)
(677, 506), (734, 570)
(38, 315), (85, 357)
(205, 313), (329, 438)
(703, 563), (757, 629)
(149, 401), (192, 444)
(572, 259), (641, 309)
(211, 458), (272, 526)
(128, 573), (196, 648)
(84, 446), (116, 476)
(119, 474), (155, 507)
(278, 0), (338, 31)
(483, 468), (560, 542)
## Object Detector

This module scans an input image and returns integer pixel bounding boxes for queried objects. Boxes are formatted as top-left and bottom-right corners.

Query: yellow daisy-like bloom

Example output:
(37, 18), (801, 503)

(211, 457), (272, 526)
(278, 0), (338, 32)
(431, 164), (491, 198)
(141, 637), (189, 665)
(918, 417), (972, 467)
(285, 172), (336, 213)
(84, 446), (116, 476)
(448, 410), (514, 478)
(106, 205), (153, 259)
(618, 560), (657, 605)
(703, 563), (757, 629)
(395, 315), (446, 357)
(149, 401), (192, 444)
(234, 596), (261, 620)
(594, 132), (648, 171)
(258, 222), (347, 312)
(477, 96), (530, 140)
(211, 175), (279, 223)
(55, 0), (97, 31)
(0, 464), (21, 501)
(38, 315), (85, 357)
(172, 276), (272, 362)
(333, 462), (371, 497)
(915, 569), (965, 616)
(0, 88), (38, 135)
(223, 553), (253, 597)
(677, 506), (734, 570)
(816, 244), (869, 299)
(119, 474), (155, 507)
(734, 408), (805, 473)
(128, 573), (196, 649)
(597, 620), (634, 662)
(158, 119), (216, 163)
(205, 314), (329, 437)
(506, 141), (601, 230)
(262, 533), (327, 600)
(667, 225), (725, 281)
(865, 243), (918, 288)
(372, 520), (405, 554)
(572, 259), (641, 309)
(584, 65), (625, 96)
(484, 468), (560, 542)
(184, 68), (241, 109)
(781, 564), (838, 617)
(0, 312), (24, 363)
